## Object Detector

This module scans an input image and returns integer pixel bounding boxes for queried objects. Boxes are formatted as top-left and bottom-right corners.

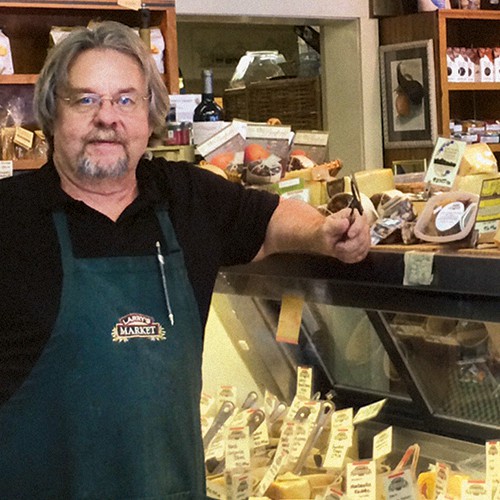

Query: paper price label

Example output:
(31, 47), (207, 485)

(346, 460), (377, 499)
(200, 392), (215, 416)
(296, 365), (313, 400)
(323, 427), (352, 470)
(13, 127), (34, 150)
(331, 408), (353, 429)
(435, 462), (450, 497)
(0, 160), (13, 179)
(373, 426), (393, 461)
(487, 441), (500, 492)
(384, 469), (417, 500)
(461, 479), (492, 500)
(117, 0), (141, 10)
(225, 426), (250, 470)
(353, 399), (387, 425)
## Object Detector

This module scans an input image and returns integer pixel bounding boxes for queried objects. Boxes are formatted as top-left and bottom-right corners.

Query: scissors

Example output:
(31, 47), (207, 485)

(348, 174), (364, 222)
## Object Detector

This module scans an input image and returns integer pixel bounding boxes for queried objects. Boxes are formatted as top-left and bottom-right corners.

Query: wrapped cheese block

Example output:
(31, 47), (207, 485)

(266, 472), (311, 499)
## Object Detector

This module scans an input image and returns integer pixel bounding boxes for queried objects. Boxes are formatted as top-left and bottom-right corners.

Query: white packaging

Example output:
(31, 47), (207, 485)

(494, 47), (500, 83)
(478, 48), (495, 83)
(455, 49), (468, 83)
(447, 48), (458, 82)
(0, 30), (14, 75)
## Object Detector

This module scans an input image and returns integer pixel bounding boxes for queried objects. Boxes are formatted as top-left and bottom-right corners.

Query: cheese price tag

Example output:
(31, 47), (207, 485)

(353, 398), (387, 425)
(331, 408), (354, 429)
(346, 460), (377, 499)
(225, 468), (252, 500)
(373, 426), (393, 461)
(116, 0), (141, 10)
(461, 479), (492, 500)
(383, 469), (417, 500)
(323, 426), (353, 470)
(225, 426), (250, 470)
(217, 385), (237, 410)
(276, 295), (305, 345)
(13, 127), (34, 150)
(295, 365), (313, 400)
(475, 177), (500, 243)
(322, 486), (346, 499)
(424, 137), (466, 190)
(200, 392), (215, 417)
(255, 450), (289, 497)
(486, 441), (500, 495)
(435, 462), (450, 498)
(0, 160), (13, 179)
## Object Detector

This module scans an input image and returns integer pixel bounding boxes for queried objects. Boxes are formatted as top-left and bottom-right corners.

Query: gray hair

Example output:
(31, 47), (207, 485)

(34, 20), (169, 151)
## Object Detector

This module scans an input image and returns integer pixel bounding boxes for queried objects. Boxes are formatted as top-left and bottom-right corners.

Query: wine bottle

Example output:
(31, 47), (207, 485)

(193, 69), (224, 122)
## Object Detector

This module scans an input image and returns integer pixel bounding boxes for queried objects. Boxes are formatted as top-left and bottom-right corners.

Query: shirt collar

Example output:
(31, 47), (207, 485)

(38, 157), (163, 215)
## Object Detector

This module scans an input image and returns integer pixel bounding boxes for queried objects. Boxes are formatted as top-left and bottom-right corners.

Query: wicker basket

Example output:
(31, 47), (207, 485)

(223, 77), (322, 130)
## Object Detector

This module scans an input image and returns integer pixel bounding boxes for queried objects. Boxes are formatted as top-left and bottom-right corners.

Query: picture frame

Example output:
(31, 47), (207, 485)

(379, 39), (438, 149)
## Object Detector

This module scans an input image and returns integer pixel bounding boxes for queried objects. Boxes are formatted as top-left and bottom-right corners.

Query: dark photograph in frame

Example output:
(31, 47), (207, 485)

(379, 39), (438, 149)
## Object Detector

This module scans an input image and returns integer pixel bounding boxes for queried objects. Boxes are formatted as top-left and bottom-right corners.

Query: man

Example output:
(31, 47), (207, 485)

(0, 21), (369, 499)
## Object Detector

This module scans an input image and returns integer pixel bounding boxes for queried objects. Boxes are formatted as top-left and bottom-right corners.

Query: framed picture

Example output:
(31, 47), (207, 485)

(379, 39), (438, 149)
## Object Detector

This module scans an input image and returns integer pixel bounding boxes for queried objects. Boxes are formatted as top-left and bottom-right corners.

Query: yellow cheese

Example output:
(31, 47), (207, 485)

(454, 173), (500, 195)
(353, 168), (395, 198)
(266, 472), (311, 499)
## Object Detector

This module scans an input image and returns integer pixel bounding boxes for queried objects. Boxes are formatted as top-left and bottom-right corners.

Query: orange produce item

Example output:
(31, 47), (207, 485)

(209, 151), (235, 169)
(244, 143), (270, 163)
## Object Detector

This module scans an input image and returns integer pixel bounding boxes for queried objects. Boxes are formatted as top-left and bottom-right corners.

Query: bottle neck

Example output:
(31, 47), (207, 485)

(201, 70), (214, 97)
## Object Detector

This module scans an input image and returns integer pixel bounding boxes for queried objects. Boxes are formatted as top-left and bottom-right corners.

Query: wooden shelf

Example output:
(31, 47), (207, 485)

(0, 75), (38, 84)
(380, 10), (500, 167)
(0, 1), (174, 9)
(447, 82), (500, 91)
(12, 158), (46, 170)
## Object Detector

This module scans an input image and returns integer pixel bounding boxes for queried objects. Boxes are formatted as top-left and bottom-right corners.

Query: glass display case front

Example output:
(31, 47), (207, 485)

(211, 249), (500, 443)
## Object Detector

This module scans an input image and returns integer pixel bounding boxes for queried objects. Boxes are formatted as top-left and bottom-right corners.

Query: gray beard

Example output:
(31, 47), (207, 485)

(76, 156), (129, 180)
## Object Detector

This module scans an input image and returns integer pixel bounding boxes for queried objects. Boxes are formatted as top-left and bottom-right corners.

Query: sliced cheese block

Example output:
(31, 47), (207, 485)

(354, 168), (395, 198)
(266, 472), (311, 499)
(454, 173), (500, 195)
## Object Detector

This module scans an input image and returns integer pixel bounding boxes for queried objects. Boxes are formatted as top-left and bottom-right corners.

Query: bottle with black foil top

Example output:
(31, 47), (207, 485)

(193, 69), (224, 122)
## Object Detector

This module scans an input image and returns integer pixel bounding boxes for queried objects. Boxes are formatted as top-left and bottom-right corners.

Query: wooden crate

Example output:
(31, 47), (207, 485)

(223, 77), (322, 130)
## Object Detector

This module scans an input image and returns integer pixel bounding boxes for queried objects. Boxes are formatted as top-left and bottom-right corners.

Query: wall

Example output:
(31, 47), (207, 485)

(176, 0), (383, 171)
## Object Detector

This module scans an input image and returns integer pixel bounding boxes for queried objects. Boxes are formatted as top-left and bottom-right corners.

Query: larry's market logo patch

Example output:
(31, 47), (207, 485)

(112, 313), (166, 342)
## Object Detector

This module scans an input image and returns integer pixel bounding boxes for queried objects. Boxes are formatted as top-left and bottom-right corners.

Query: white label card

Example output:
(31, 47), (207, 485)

(461, 479), (492, 500)
(383, 469), (417, 500)
(346, 460), (377, 499)
(487, 441), (500, 494)
(225, 426), (250, 470)
(353, 399), (387, 425)
(373, 426), (393, 461)
(296, 365), (313, 400)
(435, 462), (450, 497)
(424, 137), (466, 189)
(0, 160), (13, 179)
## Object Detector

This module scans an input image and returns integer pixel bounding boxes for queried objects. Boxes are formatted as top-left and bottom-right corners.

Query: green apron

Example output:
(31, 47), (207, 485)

(0, 209), (207, 499)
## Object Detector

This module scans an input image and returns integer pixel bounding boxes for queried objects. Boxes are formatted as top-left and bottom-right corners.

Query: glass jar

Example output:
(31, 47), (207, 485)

(229, 50), (286, 89)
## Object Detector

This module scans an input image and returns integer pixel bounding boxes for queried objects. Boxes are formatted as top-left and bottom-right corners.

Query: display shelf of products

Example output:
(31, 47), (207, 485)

(213, 249), (500, 444)
(0, 1), (179, 170)
(380, 9), (500, 166)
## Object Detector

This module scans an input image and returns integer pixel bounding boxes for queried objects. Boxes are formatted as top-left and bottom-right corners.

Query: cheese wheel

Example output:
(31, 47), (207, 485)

(354, 168), (395, 198)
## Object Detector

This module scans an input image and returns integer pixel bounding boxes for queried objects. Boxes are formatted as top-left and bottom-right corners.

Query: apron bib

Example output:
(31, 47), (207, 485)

(0, 209), (206, 499)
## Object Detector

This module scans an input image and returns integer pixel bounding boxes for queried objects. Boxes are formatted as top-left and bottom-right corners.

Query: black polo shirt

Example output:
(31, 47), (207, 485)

(0, 158), (279, 404)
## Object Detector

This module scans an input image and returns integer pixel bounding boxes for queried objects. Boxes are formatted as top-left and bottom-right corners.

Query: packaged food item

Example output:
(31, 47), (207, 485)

(477, 48), (495, 82)
(289, 130), (329, 166)
(196, 121), (246, 179)
(459, 143), (497, 176)
(414, 191), (480, 243)
(244, 123), (292, 185)
(0, 30), (14, 75)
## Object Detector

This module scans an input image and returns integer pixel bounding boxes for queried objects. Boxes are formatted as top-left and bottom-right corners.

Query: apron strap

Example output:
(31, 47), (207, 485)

(156, 206), (181, 254)
(52, 211), (75, 274)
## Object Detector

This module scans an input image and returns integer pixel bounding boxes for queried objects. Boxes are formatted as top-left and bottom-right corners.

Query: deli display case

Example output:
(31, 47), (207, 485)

(211, 248), (500, 445)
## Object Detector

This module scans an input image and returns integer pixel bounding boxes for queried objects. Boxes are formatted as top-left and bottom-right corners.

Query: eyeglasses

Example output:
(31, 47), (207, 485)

(58, 92), (150, 114)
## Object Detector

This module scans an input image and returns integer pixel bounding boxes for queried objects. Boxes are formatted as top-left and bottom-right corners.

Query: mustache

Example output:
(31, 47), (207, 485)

(85, 129), (124, 143)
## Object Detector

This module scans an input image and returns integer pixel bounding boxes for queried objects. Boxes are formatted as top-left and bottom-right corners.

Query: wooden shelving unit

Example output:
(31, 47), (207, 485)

(0, 1), (179, 171)
(380, 9), (500, 166)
